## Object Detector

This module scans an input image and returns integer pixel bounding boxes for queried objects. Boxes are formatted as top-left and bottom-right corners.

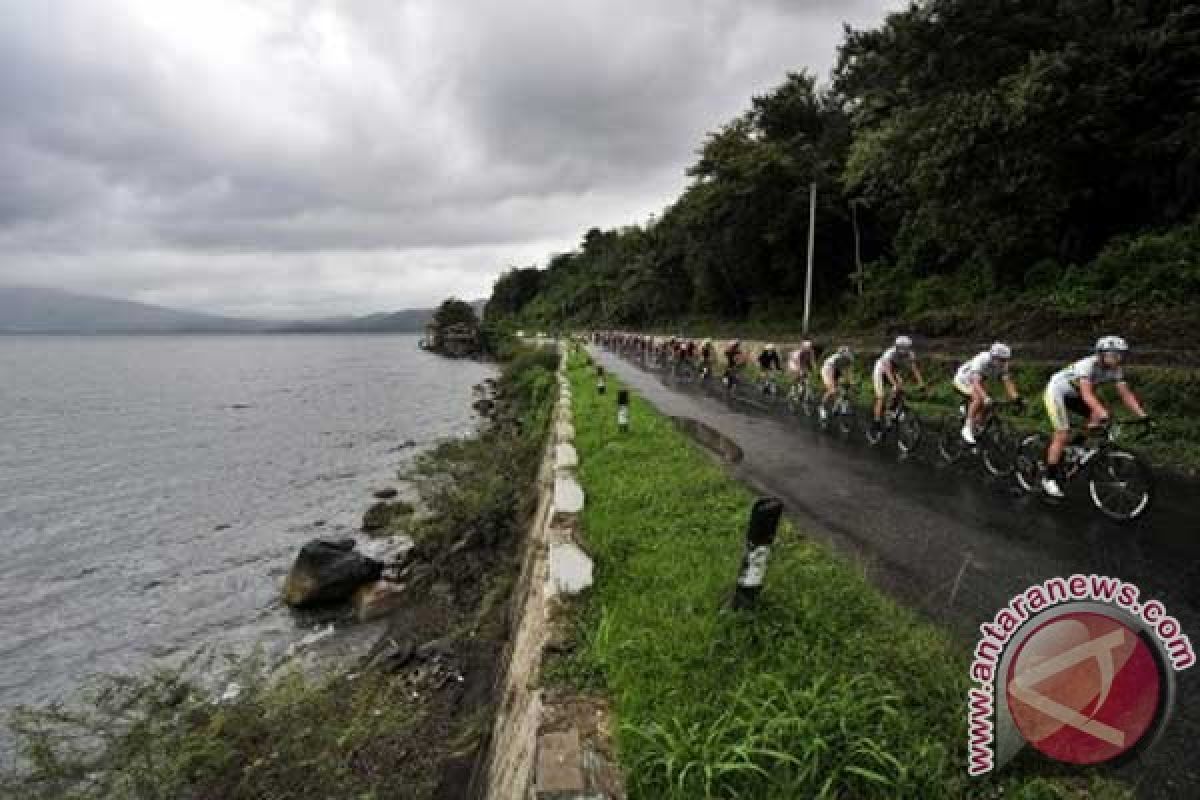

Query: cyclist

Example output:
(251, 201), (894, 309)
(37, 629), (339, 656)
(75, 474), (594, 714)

(723, 339), (744, 386)
(700, 339), (715, 377)
(723, 339), (742, 370)
(787, 340), (818, 380)
(872, 335), (925, 434)
(819, 345), (855, 422)
(756, 343), (783, 395)
(953, 342), (1024, 445)
(1041, 336), (1149, 499)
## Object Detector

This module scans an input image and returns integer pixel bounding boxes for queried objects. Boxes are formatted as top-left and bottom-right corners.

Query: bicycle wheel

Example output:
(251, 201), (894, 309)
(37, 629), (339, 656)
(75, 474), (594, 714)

(981, 419), (1018, 478)
(863, 418), (884, 447)
(1015, 434), (1047, 493)
(785, 386), (804, 418)
(896, 411), (922, 455)
(800, 386), (818, 419)
(1087, 448), (1154, 521)
(938, 414), (968, 464)
(835, 402), (856, 439)
(816, 397), (833, 431)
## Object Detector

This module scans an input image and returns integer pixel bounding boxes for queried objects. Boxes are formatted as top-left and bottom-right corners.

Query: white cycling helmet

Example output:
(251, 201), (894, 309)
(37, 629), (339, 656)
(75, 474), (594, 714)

(990, 342), (1012, 359)
(1095, 335), (1129, 353)
(765, 343), (776, 351)
(837, 345), (853, 357)
(801, 339), (813, 349)
(895, 335), (913, 351)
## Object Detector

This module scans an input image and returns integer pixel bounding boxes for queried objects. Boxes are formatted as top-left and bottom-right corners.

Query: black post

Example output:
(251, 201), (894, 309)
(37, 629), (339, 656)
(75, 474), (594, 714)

(730, 497), (783, 610)
(597, 366), (607, 395)
(617, 389), (630, 432)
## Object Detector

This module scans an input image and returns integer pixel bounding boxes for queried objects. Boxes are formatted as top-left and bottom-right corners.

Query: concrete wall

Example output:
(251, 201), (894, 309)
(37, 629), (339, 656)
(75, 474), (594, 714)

(483, 343), (624, 800)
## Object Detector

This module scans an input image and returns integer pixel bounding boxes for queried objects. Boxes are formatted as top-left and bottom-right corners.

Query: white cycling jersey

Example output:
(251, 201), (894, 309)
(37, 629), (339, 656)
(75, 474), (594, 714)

(875, 346), (915, 371)
(822, 352), (852, 373)
(1048, 354), (1124, 397)
(787, 347), (812, 372)
(955, 350), (1009, 384)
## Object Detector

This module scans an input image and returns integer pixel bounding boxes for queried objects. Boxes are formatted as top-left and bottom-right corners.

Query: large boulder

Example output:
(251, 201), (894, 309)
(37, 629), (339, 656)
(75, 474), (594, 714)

(283, 539), (383, 608)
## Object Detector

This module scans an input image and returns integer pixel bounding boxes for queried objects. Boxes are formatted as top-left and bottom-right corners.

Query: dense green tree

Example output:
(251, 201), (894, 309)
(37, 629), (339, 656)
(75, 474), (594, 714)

(484, 267), (543, 322)
(432, 297), (479, 331)
(486, 1), (1200, 329)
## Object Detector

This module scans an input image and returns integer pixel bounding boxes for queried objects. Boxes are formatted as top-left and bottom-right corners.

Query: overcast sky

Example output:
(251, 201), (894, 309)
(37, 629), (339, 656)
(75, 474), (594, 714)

(0, 0), (901, 318)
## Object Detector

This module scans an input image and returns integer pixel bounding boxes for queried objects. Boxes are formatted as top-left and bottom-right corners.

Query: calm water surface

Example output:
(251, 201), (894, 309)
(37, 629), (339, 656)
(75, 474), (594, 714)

(0, 334), (491, 713)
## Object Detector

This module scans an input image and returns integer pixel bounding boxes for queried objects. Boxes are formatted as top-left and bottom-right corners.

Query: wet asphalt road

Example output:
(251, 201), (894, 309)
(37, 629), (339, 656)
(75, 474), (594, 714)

(590, 346), (1200, 799)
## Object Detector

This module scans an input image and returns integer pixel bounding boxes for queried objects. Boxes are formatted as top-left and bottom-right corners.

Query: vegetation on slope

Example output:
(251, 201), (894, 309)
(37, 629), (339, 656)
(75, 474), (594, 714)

(484, 2), (1200, 337)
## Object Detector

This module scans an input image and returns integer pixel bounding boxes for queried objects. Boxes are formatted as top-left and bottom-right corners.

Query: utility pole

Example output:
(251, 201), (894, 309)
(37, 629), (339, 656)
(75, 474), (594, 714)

(851, 199), (864, 297)
(802, 182), (817, 335)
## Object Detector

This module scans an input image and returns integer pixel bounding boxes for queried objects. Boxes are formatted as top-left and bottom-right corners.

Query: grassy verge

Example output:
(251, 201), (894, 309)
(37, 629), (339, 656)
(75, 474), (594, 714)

(549, 349), (1129, 799)
(0, 342), (558, 800)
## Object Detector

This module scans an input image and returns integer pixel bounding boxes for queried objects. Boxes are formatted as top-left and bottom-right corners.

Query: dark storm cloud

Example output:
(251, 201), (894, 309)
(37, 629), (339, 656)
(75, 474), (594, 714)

(0, 0), (900, 316)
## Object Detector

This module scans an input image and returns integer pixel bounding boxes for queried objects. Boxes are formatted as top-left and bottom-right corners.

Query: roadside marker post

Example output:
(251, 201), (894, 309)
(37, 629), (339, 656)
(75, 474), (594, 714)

(730, 497), (783, 610)
(617, 389), (630, 433)
(596, 366), (606, 395)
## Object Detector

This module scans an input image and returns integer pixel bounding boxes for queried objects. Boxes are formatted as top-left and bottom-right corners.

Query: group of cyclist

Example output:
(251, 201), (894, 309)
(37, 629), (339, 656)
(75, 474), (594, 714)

(592, 331), (1150, 500)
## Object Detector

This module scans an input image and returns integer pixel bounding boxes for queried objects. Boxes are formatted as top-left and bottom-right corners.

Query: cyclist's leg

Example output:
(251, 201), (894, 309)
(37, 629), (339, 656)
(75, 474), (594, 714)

(1043, 386), (1074, 496)
(952, 375), (977, 442)
(872, 362), (888, 424)
(821, 366), (837, 400)
(820, 367), (838, 418)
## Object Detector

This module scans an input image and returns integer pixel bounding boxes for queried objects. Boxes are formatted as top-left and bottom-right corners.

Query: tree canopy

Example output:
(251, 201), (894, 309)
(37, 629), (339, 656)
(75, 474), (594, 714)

(487, 0), (1200, 330)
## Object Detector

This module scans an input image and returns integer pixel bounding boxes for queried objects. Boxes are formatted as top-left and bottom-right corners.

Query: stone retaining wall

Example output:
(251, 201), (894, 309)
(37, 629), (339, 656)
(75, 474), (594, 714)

(483, 342), (624, 800)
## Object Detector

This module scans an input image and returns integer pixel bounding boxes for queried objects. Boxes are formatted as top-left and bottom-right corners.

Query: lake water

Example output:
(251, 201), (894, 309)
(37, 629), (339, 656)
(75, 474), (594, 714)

(0, 334), (492, 714)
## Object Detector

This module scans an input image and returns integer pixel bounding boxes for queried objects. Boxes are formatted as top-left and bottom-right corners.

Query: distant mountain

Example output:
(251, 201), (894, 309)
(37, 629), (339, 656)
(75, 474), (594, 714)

(272, 309), (433, 333)
(0, 287), (469, 334)
(0, 287), (271, 333)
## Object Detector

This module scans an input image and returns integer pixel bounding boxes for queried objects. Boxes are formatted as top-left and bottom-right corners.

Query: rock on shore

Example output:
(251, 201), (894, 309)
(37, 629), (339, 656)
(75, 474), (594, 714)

(362, 500), (414, 532)
(283, 538), (383, 608)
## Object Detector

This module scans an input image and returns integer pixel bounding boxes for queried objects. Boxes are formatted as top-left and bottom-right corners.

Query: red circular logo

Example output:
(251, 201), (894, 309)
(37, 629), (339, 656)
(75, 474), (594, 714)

(1005, 612), (1163, 765)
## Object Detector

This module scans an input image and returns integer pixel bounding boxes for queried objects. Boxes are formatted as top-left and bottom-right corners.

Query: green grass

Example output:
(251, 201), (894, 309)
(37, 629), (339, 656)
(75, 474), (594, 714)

(0, 656), (425, 800)
(553, 349), (1130, 799)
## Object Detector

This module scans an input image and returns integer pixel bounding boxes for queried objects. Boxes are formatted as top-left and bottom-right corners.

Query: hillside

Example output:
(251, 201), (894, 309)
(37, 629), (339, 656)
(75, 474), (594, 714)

(0, 287), (270, 334)
(0, 287), (482, 334)
(483, 2), (1200, 342)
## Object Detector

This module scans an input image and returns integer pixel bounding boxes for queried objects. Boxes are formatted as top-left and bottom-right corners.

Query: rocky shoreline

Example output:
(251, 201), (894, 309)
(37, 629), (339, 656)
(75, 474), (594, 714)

(267, 368), (546, 797)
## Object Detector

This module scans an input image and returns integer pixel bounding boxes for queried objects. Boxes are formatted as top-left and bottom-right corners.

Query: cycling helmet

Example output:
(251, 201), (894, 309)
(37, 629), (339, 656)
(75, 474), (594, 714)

(990, 342), (1012, 359)
(895, 335), (913, 350)
(800, 339), (813, 349)
(1095, 335), (1129, 353)
(765, 343), (776, 351)
(837, 345), (853, 357)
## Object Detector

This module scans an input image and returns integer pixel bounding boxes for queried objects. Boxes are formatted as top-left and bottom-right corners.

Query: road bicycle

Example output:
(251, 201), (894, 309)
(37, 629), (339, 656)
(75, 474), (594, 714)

(785, 377), (819, 419)
(671, 359), (696, 384)
(1015, 418), (1155, 522)
(818, 383), (858, 439)
(720, 365), (745, 403)
(938, 399), (1022, 477)
(864, 387), (923, 455)
(754, 371), (783, 408)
